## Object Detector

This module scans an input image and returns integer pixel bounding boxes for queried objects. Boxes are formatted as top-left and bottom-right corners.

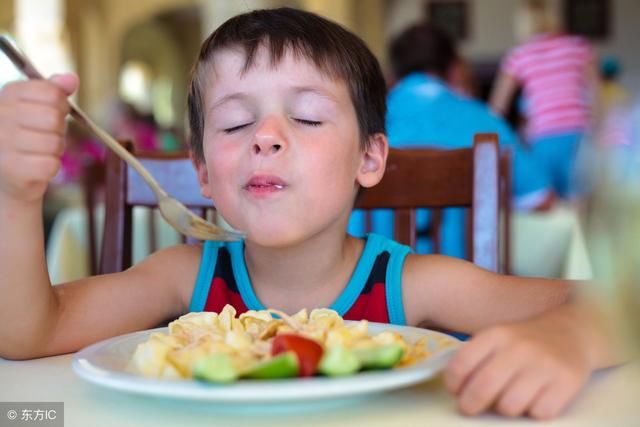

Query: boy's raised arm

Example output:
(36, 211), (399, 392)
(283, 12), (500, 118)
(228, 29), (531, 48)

(0, 76), (196, 359)
(0, 76), (77, 358)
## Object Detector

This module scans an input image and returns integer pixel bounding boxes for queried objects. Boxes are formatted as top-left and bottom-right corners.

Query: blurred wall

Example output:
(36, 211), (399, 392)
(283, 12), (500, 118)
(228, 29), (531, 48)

(0, 0), (14, 32)
(64, 0), (385, 127)
(66, 0), (201, 119)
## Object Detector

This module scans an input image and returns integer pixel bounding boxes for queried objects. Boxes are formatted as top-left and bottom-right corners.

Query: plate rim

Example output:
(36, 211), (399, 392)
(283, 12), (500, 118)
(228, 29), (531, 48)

(72, 321), (460, 403)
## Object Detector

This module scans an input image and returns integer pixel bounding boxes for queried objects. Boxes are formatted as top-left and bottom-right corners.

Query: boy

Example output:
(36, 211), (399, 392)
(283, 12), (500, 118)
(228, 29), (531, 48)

(0, 8), (618, 420)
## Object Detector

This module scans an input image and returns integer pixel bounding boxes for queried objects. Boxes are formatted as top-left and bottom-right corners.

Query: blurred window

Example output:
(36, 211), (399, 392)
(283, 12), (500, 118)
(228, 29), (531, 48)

(0, 36), (23, 87)
(119, 61), (153, 115)
(15, 0), (74, 76)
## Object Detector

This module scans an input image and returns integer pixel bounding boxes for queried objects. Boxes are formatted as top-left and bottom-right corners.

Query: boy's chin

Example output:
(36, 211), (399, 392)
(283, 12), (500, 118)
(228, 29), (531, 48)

(241, 226), (304, 249)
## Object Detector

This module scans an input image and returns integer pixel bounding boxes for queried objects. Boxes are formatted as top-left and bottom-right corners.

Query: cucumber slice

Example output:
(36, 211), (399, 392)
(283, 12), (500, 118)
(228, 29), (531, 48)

(353, 344), (404, 370)
(317, 346), (361, 377)
(243, 351), (299, 379)
(193, 353), (238, 383)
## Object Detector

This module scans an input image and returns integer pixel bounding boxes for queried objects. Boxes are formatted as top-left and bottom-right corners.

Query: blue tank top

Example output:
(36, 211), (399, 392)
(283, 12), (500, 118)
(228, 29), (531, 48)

(189, 234), (412, 324)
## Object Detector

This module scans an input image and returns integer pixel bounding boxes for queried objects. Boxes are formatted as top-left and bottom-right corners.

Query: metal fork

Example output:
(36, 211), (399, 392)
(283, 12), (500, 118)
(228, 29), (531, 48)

(0, 35), (244, 241)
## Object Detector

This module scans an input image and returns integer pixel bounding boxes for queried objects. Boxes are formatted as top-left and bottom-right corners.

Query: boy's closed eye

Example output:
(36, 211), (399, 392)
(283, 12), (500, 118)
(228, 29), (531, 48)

(223, 118), (322, 134)
(293, 118), (322, 127)
(224, 123), (253, 134)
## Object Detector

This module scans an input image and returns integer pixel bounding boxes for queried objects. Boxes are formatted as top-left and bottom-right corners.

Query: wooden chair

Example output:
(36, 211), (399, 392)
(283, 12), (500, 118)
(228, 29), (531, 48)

(100, 134), (510, 274)
(355, 133), (507, 273)
(499, 147), (512, 274)
(99, 143), (215, 274)
(80, 160), (106, 275)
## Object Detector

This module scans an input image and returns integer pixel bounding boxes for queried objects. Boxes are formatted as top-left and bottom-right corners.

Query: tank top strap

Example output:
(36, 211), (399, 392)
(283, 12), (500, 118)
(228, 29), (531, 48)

(189, 240), (221, 312)
(337, 234), (412, 324)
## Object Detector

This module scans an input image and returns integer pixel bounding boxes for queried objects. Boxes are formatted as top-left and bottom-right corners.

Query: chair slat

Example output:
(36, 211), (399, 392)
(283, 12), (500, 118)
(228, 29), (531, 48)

(472, 133), (499, 272)
(126, 158), (214, 207)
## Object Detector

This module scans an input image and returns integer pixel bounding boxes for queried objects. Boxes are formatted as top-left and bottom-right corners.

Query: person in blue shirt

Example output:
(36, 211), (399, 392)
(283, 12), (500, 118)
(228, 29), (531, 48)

(349, 22), (554, 258)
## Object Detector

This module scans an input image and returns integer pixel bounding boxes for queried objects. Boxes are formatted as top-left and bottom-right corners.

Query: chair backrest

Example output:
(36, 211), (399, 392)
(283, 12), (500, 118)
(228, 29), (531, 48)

(100, 134), (509, 274)
(100, 143), (214, 274)
(355, 133), (505, 272)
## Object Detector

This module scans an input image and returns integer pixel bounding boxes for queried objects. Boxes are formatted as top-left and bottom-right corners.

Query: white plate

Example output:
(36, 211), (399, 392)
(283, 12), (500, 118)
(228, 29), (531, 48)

(72, 322), (460, 404)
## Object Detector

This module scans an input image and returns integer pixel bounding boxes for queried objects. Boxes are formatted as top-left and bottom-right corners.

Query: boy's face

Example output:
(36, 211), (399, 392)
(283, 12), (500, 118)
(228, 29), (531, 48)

(195, 46), (386, 246)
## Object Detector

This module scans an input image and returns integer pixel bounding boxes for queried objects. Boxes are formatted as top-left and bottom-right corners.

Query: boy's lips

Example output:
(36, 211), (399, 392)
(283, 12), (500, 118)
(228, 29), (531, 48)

(243, 175), (288, 195)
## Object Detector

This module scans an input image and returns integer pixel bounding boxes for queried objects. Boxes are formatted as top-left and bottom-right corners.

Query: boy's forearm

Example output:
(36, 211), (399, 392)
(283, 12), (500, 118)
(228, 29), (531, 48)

(535, 297), (626, 371)
(0, 196), (59, 358)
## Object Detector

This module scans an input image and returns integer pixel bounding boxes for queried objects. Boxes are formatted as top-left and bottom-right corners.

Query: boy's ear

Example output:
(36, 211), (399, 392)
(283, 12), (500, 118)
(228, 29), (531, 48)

(190, 154), (213, 199)
(357, 133), (388, 188)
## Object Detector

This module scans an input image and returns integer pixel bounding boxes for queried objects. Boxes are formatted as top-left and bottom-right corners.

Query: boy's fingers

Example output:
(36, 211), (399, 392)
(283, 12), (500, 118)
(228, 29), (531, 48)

(49, 73), (79, 96)
(14, 155), (61, 182)
(16, 103), (67, 135)
(1, 80), (70, 113)
(455, 351), (522, 416)
(16, 129), (65, 157)
(494, 369), (549, 417)
(444, 332), (503, 394)
(528, 372), (585, 420)
(528, 384), (571, 420)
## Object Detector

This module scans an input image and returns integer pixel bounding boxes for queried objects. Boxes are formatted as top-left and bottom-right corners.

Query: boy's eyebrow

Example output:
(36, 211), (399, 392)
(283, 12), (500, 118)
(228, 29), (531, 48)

(208, 85), (341, 115)
(292, 86), (340, 103)
(209, 93), (249, 112)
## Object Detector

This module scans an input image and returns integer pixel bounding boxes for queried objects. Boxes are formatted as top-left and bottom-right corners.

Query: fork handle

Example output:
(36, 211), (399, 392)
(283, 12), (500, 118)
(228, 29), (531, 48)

(0, 35), (168, 199)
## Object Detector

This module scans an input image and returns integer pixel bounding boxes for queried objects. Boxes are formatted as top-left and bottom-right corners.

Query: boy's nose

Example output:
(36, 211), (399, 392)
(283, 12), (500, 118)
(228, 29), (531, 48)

(252, 117), (287, 155)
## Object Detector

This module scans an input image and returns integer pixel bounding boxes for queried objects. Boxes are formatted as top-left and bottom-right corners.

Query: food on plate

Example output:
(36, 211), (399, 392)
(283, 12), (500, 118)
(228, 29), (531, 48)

(128, 304), (443, 382)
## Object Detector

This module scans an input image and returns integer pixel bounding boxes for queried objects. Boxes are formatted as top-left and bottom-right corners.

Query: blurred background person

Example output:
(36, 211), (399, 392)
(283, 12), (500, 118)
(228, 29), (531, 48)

(349, 22), (553, 258)
(599, 56), (630, 117)
(489, 0), (598, 200)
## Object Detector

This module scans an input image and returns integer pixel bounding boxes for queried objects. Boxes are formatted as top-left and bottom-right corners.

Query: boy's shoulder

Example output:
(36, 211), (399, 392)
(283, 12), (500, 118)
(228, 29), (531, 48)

(126, 243), (204, 310)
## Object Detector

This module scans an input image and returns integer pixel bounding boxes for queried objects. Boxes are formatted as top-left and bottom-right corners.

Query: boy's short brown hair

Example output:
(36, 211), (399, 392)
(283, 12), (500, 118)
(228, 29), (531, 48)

(187, 7), (386, 164)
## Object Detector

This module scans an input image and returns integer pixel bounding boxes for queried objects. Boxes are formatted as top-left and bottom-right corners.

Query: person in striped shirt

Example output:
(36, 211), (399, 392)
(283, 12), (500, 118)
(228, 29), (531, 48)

(490, 0), (599, 198)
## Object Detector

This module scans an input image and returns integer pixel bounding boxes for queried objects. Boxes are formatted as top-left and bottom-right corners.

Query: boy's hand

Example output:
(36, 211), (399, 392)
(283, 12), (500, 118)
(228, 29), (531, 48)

(0, 73), (79, 203)
(444, 318), (592, 420)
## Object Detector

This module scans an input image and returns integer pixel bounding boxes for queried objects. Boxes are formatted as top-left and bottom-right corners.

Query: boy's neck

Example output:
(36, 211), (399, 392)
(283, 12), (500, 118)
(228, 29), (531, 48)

(242, 232), (364, 314)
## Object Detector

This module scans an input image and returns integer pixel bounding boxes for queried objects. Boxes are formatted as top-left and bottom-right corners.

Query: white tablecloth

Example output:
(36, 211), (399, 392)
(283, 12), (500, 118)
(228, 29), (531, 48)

(0, 354), (637, 427)
(46, 204), (592, 284)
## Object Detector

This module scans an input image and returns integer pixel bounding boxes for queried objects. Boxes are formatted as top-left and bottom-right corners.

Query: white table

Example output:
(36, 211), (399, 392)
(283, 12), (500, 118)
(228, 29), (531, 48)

(46, 204), (593, 284)
(511, 204), (593, 279)
(0, 354), (638, 426)
(46, 205), (181, 284)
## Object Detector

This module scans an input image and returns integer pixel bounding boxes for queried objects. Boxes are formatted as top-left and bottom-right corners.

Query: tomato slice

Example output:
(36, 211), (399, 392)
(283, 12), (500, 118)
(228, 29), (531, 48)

(271, 334), (324, 377)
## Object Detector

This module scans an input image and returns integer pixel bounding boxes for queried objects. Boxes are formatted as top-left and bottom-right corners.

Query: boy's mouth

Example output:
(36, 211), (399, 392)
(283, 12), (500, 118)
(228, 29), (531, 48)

(244, 175), (288, 194)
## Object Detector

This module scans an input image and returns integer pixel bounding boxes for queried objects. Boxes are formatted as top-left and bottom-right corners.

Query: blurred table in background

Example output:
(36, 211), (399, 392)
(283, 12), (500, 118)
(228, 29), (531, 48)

(511, 203), (592, 280)
(47, 205), (181, 284)
(46, 204), (592, 284)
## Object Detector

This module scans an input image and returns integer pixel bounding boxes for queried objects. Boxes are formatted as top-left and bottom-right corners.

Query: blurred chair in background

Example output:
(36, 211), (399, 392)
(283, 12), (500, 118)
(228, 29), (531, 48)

(80, 155), (106, 275)
(44, 122), (105, 244)
(100, 144), (214, 274)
